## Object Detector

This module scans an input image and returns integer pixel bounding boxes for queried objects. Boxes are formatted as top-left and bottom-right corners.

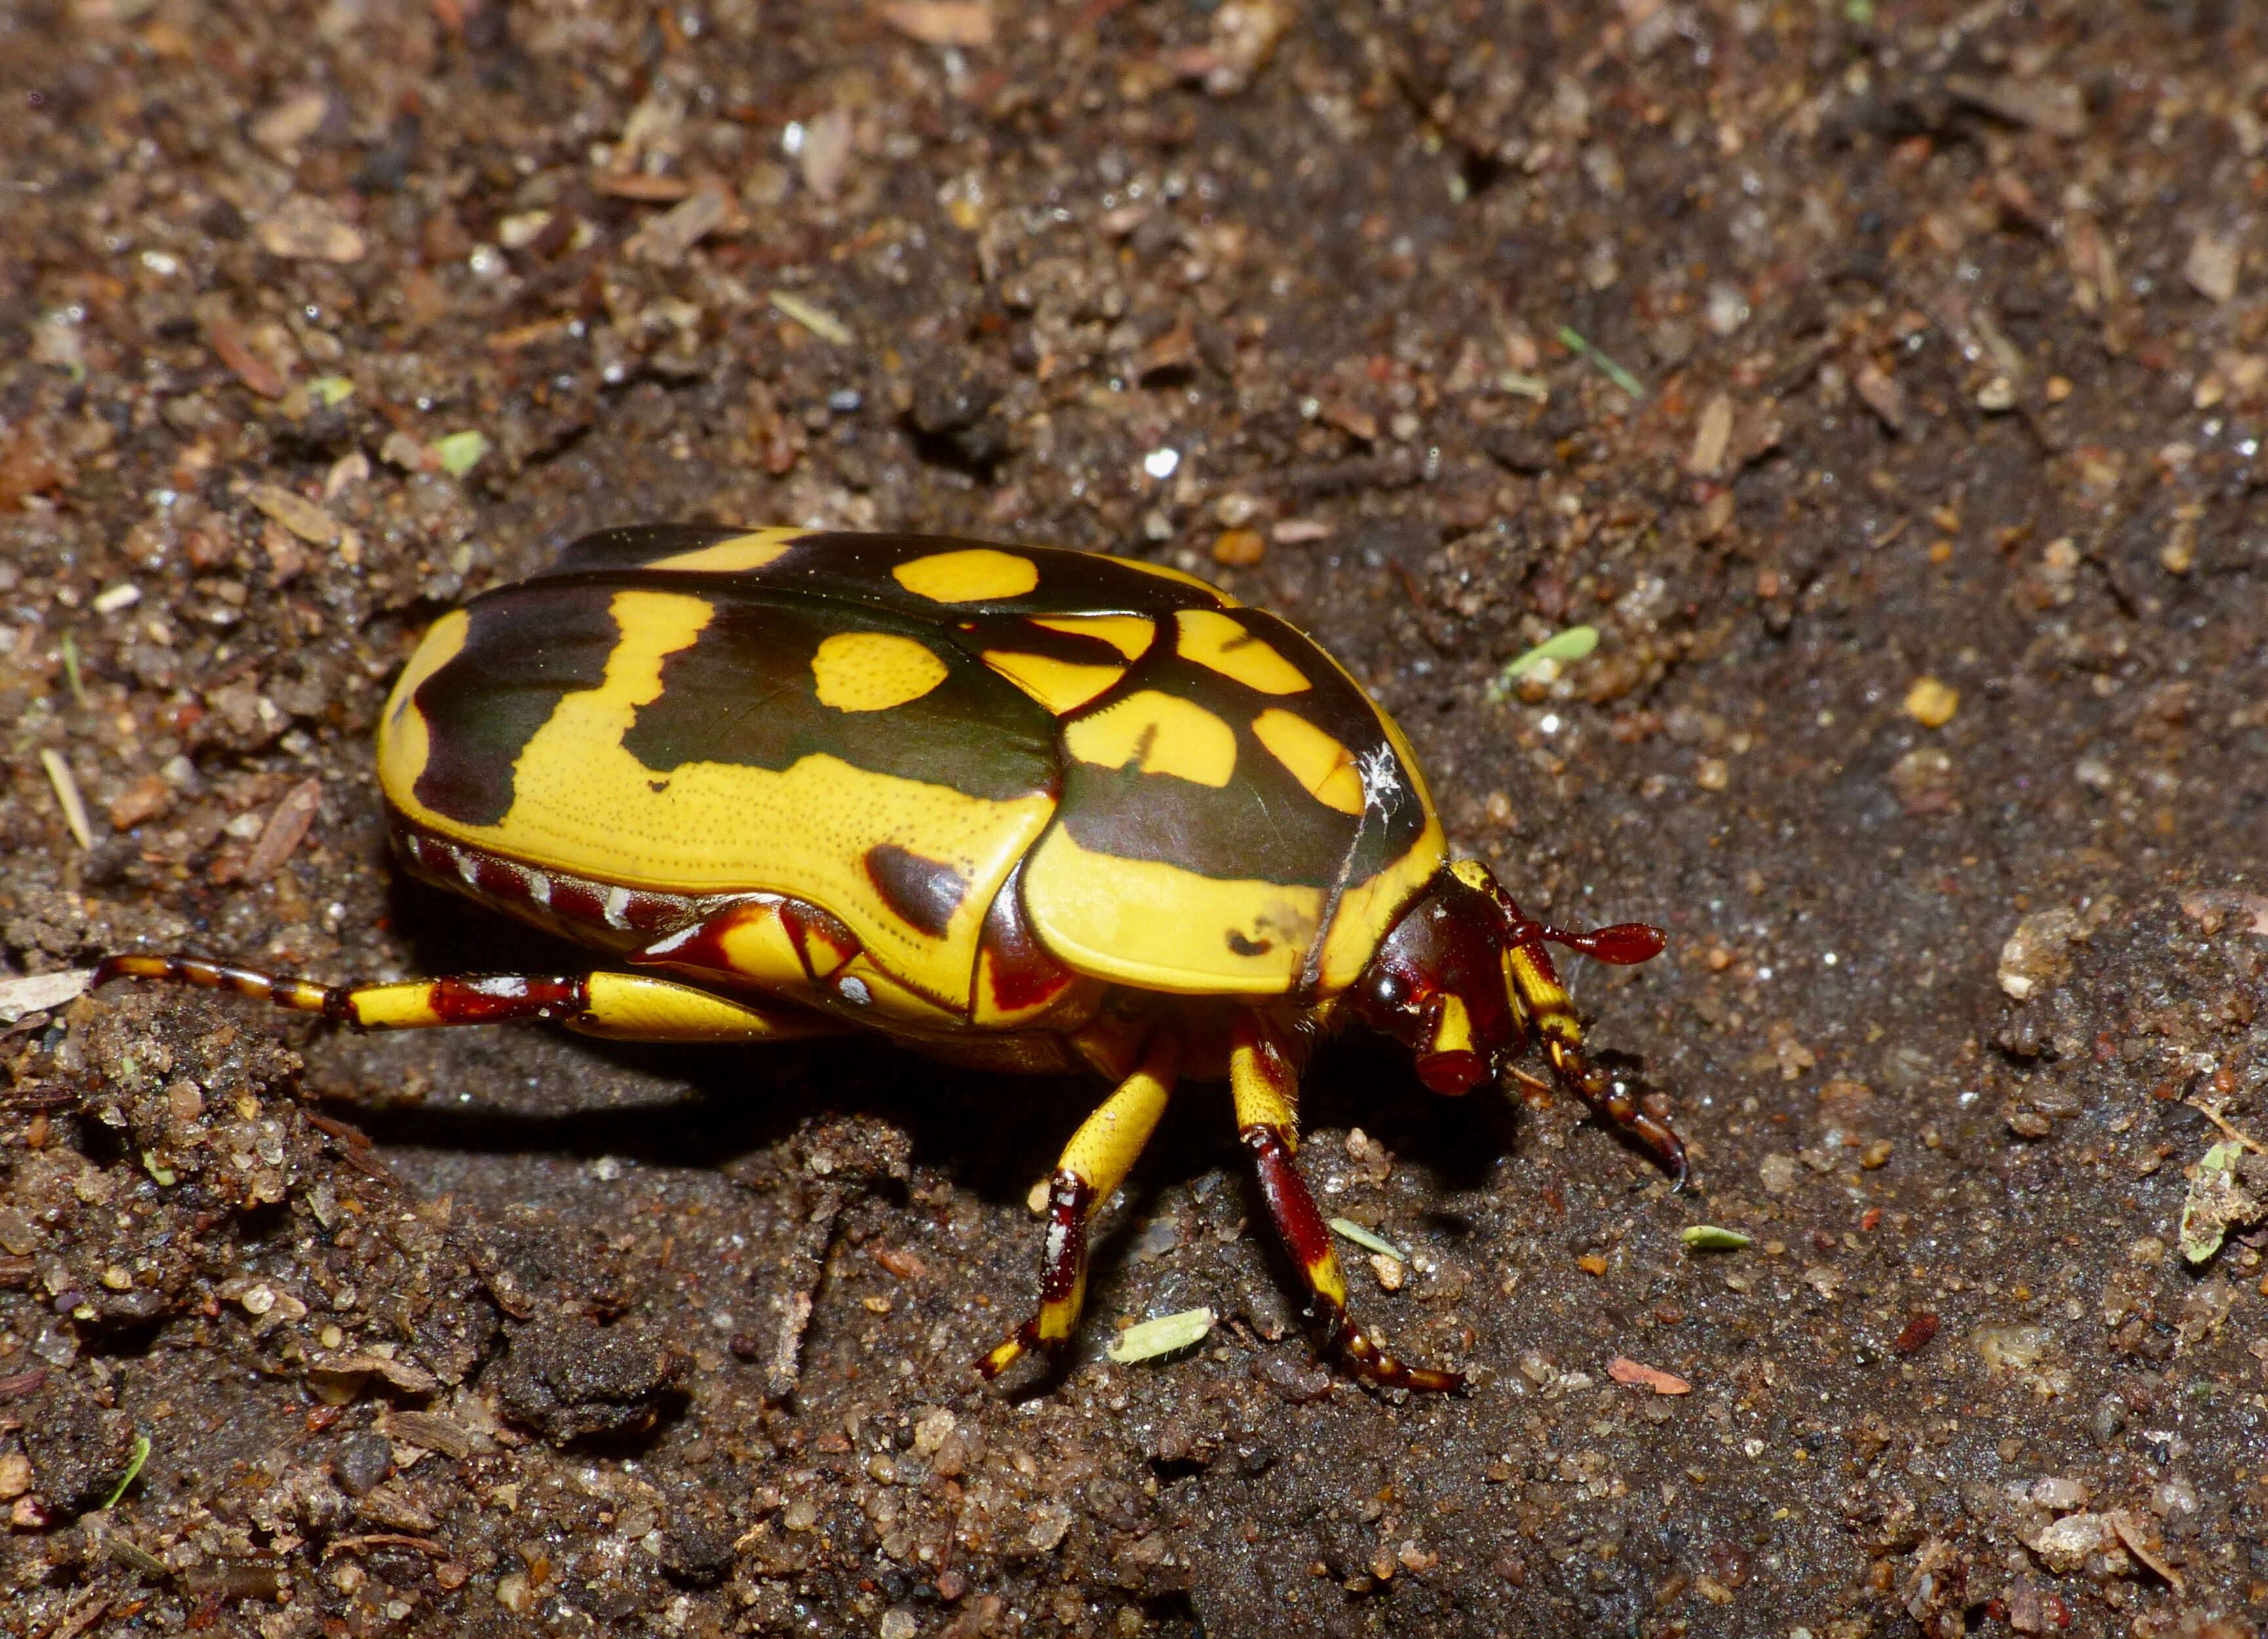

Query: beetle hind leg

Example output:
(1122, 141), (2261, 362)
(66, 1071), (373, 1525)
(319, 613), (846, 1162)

(980, 1035), (1178, 1383)
(92, 955), (843, 1043)
(1229, 1014), (1463, 1395)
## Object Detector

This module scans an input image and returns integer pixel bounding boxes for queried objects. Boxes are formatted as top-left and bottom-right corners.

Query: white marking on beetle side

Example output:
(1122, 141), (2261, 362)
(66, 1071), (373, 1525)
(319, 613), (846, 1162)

(603, 886), (633, 929)
(836, 976), (871, 1005)
(1358, 744), (1402, 817)
(453, 846), (480, 883)
(528, 870), (552, 906)
(473, 976), (530, 999)
(644, 925), (698, 955)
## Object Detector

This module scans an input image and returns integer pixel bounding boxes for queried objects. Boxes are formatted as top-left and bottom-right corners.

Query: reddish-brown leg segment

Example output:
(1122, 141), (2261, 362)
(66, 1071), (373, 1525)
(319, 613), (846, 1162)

(1230, 1013), (1463, 1393)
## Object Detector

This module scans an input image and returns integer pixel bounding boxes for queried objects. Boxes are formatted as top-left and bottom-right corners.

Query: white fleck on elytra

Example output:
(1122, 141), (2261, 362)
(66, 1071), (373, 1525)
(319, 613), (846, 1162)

(1358, 745), (1402, 816)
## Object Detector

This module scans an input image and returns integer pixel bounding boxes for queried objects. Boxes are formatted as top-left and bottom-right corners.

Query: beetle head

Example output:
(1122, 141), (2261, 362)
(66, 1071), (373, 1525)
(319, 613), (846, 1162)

(1355, 860), (1665, 1096)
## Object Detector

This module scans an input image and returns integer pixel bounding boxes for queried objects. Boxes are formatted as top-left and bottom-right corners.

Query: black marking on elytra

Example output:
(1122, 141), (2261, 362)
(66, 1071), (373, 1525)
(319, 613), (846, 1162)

(758, 531), (1229, 621)
(532, 524), (750, 581)
(959, 613), (1151, 668)
(619, 587), (1057, 803)
(863, 843), (969, 938)
(523, 525), (1227, 622)
(410, 581), (622, 826)
(1055, 607), (1425, 887)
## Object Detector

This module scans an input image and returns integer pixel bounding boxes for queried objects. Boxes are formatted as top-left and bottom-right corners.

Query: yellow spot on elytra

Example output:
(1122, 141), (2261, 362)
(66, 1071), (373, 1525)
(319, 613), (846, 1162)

(1029, 614), (1156, 661)
(1063, 689), (1237, 788)
(1174, 609), (1309, 694)
(810, 631), (951, 712)
(892, 548), (1039, 604)
(1250, 708), (1364, 815)
(981, 649), (1125, 715)
(645, 530), (799, 573)
(1305, 1255), (1349, 1309)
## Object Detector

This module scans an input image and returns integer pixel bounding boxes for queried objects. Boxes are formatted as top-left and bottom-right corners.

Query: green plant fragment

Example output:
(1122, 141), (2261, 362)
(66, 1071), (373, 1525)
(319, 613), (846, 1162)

(1329, 1218), (1410, 1264)
(1107, 1307), (1216, 1364)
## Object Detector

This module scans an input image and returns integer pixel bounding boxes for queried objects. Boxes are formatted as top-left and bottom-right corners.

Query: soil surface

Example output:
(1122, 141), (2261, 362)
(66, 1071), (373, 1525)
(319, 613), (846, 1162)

(3, 2), (2267, 1636)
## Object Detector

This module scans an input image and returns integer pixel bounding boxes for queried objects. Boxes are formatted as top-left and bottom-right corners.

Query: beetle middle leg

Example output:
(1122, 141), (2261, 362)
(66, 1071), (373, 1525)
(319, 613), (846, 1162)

(91, 955), (844, 1043)
(979, 1034), (1179, 1382)
(1229, 1012), (1463, 1394)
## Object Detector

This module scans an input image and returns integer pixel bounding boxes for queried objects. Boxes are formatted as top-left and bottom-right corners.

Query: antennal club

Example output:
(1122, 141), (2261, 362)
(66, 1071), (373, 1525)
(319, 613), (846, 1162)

(1504, 918), (1667, 967)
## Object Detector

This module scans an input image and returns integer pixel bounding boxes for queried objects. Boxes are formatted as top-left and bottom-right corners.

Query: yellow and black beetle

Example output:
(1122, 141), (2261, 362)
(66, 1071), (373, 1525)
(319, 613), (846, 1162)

(95, 526), (1685, 1392)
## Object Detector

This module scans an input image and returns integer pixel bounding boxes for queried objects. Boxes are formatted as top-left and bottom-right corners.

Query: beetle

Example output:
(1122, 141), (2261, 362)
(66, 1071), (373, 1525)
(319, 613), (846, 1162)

(94, 525), (1685, 1393)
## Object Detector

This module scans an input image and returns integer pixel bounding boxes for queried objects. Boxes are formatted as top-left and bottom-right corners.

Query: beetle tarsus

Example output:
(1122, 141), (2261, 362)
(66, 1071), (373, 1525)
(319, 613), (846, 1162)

(1336, 1322), (1467, 1395)
(92, 952), (347, 1020)
(1239, 1121), (1463, 1395)
(1548, 1038), (1691, 1189)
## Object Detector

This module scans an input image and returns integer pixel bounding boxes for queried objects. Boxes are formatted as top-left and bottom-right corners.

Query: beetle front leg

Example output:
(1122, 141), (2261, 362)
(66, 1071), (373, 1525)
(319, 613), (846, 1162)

(91, 955), (843, 1043)
(1499, 934), (1689, 1187)
(1229, 1013), (1463, 1395)
(980, 1035), (1179, 1383)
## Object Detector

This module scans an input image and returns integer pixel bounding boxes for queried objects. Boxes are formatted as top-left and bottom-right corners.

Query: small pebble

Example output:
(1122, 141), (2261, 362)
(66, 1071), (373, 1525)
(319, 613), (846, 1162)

(1212, 529), (1265, 566)
(1370, 1253), (1405, 1290)
(1904, 676), (1959, 727)
(332, 1430), (393, 1497)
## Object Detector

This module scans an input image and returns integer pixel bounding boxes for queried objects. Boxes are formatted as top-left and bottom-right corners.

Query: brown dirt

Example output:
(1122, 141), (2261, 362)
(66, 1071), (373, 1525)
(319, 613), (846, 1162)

(3, 2), (2266, 1636)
